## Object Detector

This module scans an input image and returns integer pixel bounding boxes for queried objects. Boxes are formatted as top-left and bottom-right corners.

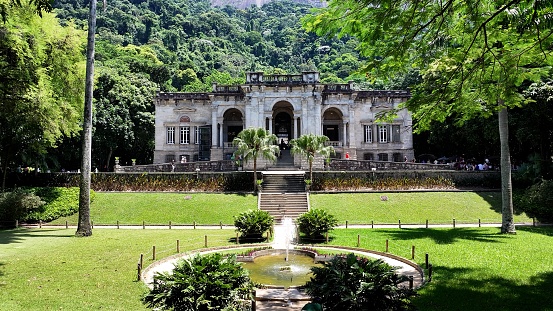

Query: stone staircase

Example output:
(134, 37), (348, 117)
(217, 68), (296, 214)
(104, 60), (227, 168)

(259, 172), (309, 223)
(268, 149), (298, 170)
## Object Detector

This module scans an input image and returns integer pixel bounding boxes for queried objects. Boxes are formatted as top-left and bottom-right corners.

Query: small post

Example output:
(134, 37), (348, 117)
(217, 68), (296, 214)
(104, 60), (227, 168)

(142, 220), (145, 229)
(478, 218), (481, 227)
(236, 233), (239, 244)
(169, 221), (172, 229)
(425, 253), (429, 269)
(91, 220), (94, 229)
(325, 232), (329, 244)
(177, 240), (180, 253)
(220, 221), (223, 229)
(428, 263), (433, 282)
(357, 234), (360, 247)
(371, 220), (374, 229)
(398, 219), (401, 229)
(152, 246), (156, 261)
(409, 276), (414, 289)
(425, 219), (428, 229)
(411, 245), (415, 260)
(346, 220), (348, 229)
(194, 221), (196, 229)
(117, 220), (119, 229)
(385, 239), (389, 252)
(15, 220), (18, 228)
(453, 218), (456, 228)
(266, 231), (270, 242)
(39, 220), (42, 228)
(137, 253), (144, 281)
(533, 218), (536, 227)
(65, 220), (68, 229)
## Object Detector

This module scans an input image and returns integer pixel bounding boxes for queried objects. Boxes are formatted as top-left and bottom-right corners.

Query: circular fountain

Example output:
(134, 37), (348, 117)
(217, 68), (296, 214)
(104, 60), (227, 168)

(239, 249), (320, 288)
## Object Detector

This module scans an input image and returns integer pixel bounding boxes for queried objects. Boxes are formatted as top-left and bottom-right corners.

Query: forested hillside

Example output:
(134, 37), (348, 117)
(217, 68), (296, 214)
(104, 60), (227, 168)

(47, 0), (366, 170)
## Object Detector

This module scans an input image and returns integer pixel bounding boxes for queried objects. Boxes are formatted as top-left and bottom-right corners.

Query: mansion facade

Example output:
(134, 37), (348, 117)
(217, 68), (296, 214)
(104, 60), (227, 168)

(154, 72), (414, 169)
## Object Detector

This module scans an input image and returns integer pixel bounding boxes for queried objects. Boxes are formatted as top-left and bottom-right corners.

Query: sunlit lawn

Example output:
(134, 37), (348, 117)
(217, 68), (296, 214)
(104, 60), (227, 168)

(0, 228), (236, 311)
(327, 227), (553, 311)
(311, 192), (533, 224)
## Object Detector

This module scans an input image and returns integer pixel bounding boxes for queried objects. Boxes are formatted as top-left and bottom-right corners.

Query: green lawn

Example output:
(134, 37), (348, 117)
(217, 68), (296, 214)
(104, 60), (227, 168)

(0, 228), (236, 311)
(328, 227), (553, 311)
(49, 192), (257, 225)
(311, 192), (533, 224)
(3, 192), (548, 311)
(1, 226), (551, 310)
(49, 191), (532, 226)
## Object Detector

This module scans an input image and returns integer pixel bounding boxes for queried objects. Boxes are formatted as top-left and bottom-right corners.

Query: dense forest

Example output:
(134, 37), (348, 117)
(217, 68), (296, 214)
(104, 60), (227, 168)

(1, 0), (551, 183)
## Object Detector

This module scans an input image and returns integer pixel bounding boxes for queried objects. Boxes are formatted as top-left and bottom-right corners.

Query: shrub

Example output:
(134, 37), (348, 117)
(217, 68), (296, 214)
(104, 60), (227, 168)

(0, 189), (45, 226)
(234, 209), (274, 238)
(24, 187), (96, 222)
(304, 253), (415, 310)
(296, 208), (338, 239)
(517, 179), (553, 223)
(143, 253), (254, 311)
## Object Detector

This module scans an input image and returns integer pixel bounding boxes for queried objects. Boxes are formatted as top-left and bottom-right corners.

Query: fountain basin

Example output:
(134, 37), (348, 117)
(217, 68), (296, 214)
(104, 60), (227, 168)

(238, 249), (321, 288)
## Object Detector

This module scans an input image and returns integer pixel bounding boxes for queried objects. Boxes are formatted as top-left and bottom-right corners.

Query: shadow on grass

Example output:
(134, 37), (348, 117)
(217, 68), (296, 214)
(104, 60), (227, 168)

(416, 266), (553, 311)
(475, 191), (528, 217)
(228, 236), (269, 244)
(517, 226), (553, 237)
(378, 228), (511, 244)
(0, 228), (73, 245)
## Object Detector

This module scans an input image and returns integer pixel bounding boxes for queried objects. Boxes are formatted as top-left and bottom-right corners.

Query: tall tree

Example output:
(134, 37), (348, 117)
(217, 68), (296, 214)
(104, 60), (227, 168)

(76, 0), (97, 237)
(304, 0), (553, 234)
(232, 127), (279, 190)
(289, 134), (335, 182)
(0, 3), (84, 190)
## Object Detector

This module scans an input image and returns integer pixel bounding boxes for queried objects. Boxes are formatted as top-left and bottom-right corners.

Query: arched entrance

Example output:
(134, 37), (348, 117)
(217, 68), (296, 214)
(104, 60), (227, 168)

(272, 101), (294, 144)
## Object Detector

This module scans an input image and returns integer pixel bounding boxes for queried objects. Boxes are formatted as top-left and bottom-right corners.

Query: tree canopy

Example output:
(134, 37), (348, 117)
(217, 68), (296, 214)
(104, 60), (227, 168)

(303, 0), (553, 233)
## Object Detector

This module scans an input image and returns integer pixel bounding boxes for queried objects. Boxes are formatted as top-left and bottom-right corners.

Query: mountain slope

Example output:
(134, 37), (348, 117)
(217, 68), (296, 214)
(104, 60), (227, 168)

(211, 0), (326, 9)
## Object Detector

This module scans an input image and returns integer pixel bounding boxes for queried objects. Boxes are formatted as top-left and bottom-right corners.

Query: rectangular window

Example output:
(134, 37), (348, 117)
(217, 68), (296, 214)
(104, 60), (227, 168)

(364, 125), (373, 143)
(166, 126), (175, 144)
(378, 153), (389, 161)
(165, 154), (176, 163)
(180, 126), (190, 144)
(392, 125), (401, 142)
(378, 125), (388, 143)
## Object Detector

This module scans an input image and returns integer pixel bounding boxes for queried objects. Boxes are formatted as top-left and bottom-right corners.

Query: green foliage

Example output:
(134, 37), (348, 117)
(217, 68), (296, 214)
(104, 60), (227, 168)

(0, 4), (85, 187)
(143, 253), (254, 311)
(290, 134), (335, 181)
(233, 128), (279, 189)
(304, 253), (415, 310)
(516, 180), (553, 223)
(23, 187), (96, 223)
(297, 208), (337, 239)
(0, 189), (44, 225)
(312, 176), (455, 191)
(233, 209), (274, 238)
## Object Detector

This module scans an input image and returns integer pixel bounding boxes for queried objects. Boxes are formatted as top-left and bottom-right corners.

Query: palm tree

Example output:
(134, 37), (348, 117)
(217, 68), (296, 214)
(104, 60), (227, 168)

(289, 134), (335, 182)
(76, 0), (97, 237)
(232, 127), (279, 190)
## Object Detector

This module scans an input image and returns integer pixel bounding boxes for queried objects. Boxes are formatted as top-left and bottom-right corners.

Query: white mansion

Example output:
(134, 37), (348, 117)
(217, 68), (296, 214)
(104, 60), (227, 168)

(153, 72), (414, 168)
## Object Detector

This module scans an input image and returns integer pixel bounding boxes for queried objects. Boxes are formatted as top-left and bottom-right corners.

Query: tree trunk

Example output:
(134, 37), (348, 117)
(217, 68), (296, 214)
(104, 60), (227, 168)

(76, 0), (97, 237)
(106, 147), (113, 172)
(498, 106), (516, 234)
(253, 157), (257, 191)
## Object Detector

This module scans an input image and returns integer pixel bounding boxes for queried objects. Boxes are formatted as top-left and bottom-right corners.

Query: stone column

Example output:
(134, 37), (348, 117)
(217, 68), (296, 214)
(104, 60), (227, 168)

(211, 110), (217, 147)
(219, 121), (223, 147)
(293, 116), (298, 139)
(343, 122), (348, 147)
(268, 116), (273, 133)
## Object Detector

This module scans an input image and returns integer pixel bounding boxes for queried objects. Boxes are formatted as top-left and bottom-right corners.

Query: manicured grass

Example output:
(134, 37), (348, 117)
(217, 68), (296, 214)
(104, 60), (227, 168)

(326, 227), (553, 311)
(48, 193), (257, 225)
(50, 192), (532, 226)
(1, 226), (551, 310)
(310, 192), (533, 224)
(0, 228), (236, 311)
